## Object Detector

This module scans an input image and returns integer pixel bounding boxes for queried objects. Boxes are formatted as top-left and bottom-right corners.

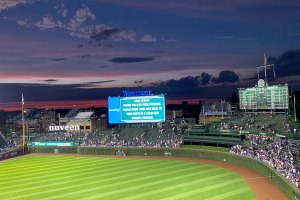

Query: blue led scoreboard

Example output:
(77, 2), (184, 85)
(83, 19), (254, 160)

(108, 95), (165, 124)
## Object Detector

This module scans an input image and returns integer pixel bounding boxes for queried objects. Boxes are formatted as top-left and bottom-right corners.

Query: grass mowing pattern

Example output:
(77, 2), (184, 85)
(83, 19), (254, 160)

(0, 155), (256, 200)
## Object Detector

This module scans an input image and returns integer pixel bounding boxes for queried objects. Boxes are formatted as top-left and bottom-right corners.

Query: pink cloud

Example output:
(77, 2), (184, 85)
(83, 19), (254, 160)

(0, 0), (33, 11)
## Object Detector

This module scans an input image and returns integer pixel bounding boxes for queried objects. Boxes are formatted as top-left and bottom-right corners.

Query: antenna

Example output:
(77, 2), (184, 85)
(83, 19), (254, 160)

(257, 53), (275, 84)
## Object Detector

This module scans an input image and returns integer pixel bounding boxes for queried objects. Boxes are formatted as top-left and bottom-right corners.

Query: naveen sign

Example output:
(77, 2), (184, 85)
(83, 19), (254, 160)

(48, 125), (80, 131)
(122, 90), (152, 97)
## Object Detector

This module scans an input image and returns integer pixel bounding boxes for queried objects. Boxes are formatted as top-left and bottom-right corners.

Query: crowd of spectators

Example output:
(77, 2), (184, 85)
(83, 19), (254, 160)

(0, 132), (22, 154)
(2, 119), (300, 190)
(230, 134), (300, 188)
(81, 127), (182, 148)
(32, 126), (183, 148)
(218, 114), (293, 134)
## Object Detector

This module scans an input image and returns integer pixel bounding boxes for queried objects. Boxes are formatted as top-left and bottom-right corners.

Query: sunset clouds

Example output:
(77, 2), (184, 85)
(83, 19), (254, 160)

(0, 0), (299, 108)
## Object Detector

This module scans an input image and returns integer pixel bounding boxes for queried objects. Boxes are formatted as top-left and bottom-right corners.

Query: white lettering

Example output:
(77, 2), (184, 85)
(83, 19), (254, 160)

(48, 125), (80, 132)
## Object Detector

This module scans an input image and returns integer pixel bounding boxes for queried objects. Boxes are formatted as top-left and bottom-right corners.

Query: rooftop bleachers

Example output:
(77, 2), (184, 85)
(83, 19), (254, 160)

(12, 112), (30, 121)
(200, 101), (231, 116)
(74, 111), (94, 119)
(64, 108), (80, 118)
(27, 109), (42, 119)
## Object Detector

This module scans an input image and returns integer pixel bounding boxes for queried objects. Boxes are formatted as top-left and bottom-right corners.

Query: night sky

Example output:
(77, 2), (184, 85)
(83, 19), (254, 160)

(0, 0), (300, 110)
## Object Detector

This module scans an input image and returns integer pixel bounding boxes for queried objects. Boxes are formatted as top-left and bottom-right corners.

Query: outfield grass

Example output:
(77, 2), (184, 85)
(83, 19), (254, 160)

(0, 155), (256, 200)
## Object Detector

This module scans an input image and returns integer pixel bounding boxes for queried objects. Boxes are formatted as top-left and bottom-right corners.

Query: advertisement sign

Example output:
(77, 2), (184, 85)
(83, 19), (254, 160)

(31, 142), (74, 146)
(48, 125), (80, 132)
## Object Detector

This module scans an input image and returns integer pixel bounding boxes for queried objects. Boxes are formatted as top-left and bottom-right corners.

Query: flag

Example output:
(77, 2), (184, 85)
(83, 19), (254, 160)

(273, 65), (276, 79)
(264, 53), (267, 65)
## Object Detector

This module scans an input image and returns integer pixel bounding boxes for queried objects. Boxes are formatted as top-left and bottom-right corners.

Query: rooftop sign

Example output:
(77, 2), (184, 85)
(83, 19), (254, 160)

(122, 90), (152, 97)
(48, 125), (80, 132)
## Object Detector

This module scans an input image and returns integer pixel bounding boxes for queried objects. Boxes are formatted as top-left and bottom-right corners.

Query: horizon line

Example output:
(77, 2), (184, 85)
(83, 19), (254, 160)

(0, 98), (221, 111)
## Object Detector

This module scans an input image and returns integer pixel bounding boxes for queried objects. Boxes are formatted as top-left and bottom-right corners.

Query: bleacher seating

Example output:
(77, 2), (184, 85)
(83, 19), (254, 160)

(0, 133), (7, 150)
(218, 114), (290, 133)
(31, 126), (182, 148)
(74, 111), (94, 119)
(0, 132), (22, 154)
(230, 134), (300, 188)
(64, 108), (80, 118)
(27, 109), (42, 119)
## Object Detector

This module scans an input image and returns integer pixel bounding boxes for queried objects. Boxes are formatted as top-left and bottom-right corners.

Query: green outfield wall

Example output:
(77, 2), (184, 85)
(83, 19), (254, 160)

(28, 146), (300, 200)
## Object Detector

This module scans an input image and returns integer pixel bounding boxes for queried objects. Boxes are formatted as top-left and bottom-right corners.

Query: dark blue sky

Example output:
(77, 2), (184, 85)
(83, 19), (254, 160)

(0, 0), (300, 108)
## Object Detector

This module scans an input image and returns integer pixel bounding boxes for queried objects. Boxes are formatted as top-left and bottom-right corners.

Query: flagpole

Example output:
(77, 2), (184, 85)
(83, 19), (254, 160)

(22, 93), (25, 154)
(294, 94), (297, 122)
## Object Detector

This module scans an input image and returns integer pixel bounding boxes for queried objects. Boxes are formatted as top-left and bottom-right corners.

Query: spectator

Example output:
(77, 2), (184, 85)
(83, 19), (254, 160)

(230, 134), (300, 188)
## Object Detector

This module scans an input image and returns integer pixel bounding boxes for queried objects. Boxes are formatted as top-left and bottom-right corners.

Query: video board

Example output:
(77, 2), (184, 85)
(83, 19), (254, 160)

(108, 95), (165, 124)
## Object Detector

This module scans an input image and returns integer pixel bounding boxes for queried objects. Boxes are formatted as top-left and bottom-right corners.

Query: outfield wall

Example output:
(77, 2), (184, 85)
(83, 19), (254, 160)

(28, 146), (300, 200)
(0, 146), (27, 161)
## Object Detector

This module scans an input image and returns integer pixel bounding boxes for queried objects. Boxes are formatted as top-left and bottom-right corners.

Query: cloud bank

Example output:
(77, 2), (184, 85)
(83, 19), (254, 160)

(109, 57), (155, 63)
(0, 0), (33, 11)
(14, 4), (156, 43)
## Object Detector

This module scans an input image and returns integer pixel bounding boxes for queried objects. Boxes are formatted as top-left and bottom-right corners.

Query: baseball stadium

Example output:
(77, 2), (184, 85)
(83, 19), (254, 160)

(1, 64), (300, 200)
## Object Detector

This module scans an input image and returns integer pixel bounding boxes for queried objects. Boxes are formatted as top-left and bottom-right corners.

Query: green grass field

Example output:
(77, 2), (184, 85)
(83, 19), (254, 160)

(0, 155), (256, 200)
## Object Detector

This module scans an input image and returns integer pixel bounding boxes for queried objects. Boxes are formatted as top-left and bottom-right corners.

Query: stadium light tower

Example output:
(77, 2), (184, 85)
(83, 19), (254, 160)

(257, 53), (276, 85)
